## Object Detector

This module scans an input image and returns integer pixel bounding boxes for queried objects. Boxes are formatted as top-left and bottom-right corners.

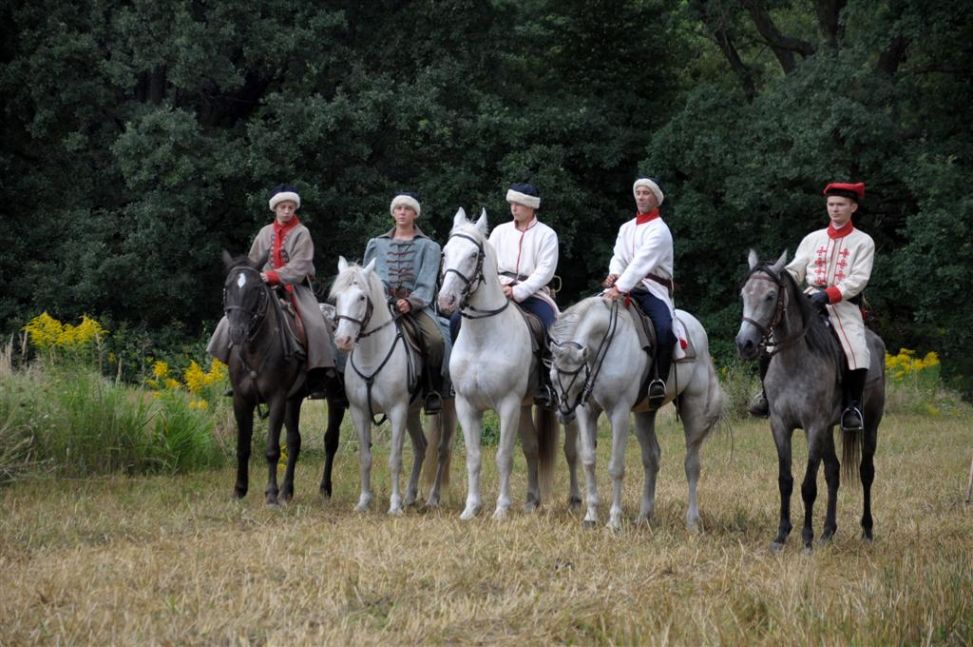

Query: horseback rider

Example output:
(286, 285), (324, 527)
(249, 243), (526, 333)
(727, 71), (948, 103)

(207, 184), (337, 397)
(602, 177), (676, 411)
(450, 182), (560, 407)
(750, 181), (874, 432)
(363, 191), (449, 415)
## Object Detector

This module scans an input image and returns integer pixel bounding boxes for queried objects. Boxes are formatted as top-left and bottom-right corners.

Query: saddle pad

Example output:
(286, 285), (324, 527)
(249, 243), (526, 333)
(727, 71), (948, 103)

(627, 303), (695, 362)
(278, 296), (308, 360)
(516, 305), (545, 354)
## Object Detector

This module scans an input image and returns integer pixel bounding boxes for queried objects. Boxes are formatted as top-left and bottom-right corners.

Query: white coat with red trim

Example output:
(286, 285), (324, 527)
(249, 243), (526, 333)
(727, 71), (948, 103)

(488, 217), (559, 313)
(785, 222), (875, 370)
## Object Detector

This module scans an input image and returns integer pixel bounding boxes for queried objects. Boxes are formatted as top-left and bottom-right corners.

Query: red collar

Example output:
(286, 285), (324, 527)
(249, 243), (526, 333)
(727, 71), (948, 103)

(273, 216), (300, 237)
(827, 221), (854, 239)
(635, 208), (660, 225)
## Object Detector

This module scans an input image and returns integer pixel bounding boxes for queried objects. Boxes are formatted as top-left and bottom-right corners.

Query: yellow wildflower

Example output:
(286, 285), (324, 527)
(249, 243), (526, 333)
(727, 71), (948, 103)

(184, 361), (207, 394)
(24, 312), (64, 350)
(163, 377), (181, 391)
(152, 361), (170, 379)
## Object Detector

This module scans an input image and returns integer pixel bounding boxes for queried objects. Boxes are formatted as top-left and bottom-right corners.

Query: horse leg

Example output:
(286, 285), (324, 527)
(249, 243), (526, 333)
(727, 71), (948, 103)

(606, 407), (632, 531)
(456, 396), (483, 520)
(820, 426), (840, 542)
(577, 405), (601, 528)
(232, 396), (254, 499)
(351, 404), (373, 513)
(518, 406), (540, 513)
(562, 417), (582, 511)
(425, 399), (456, 508)
(771, 423), (794, 551)
(860, 418), (878, 541)
(319, 398), (344, 498)
(279, 398), (302, 503)
(633, 412), (661, 528)
(403, 407), (427, 508)
(264, 398), (287, 506)
(677, 392), (714, 532)
(800, 428), (825, 550)
(493, 397), (523, 520)
(386, 403), (411, 515)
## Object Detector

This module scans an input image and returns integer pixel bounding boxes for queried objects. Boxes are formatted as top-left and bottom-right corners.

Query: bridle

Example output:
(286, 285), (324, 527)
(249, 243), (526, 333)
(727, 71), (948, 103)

(224, 266), (271, 344)
(551, 299), (620, 419)
(443, 232), (510, 320)
(333, 290), (394, 342)
(741, 264), (807, 356)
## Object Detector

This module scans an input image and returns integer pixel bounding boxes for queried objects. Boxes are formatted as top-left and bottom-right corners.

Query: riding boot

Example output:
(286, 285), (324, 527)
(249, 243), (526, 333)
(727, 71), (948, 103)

(325, 369), (349, 408)
(748, 353), (771, 417)
(533, 344), (557, 408)
(306, 367), (335, 400)
(647, 340), (674, 410)
(840, 368), (867, 432)
(423, 366), (444, 415)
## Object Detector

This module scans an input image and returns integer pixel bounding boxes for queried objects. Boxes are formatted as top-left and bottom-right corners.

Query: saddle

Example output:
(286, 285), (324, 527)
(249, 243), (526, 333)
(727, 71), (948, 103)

(514, 305), (547, 354)
(274, 290), (307, 361)
(625, 298), (696, 363)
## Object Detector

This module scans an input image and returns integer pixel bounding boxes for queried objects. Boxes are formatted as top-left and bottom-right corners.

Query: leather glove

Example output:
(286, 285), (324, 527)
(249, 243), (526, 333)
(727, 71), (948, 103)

(810, 291), (830, 308)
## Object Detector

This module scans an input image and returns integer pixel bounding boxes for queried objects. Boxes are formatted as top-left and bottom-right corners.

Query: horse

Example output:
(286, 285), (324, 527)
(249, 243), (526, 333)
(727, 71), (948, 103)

(735, 250), (885, 551)
(331, 257), (457, 514)
(437, 208), (580, 521)
(549, 296), (724, 531)
(220, 251), (345, 505)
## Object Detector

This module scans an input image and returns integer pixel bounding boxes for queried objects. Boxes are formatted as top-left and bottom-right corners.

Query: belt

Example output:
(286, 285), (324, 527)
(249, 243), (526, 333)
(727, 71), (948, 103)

(500, 271), (559, 290)
(389, 287), (412, 300)
(645, 273), (673, 296)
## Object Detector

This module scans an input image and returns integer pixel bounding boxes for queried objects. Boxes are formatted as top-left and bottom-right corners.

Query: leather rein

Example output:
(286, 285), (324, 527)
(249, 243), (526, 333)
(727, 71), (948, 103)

(742, 265), (809, 357)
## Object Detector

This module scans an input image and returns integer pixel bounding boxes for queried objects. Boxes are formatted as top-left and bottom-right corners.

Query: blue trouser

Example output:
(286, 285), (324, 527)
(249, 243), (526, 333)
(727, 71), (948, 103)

(631, 289), (675, 381)
(449, 295), (555, 342)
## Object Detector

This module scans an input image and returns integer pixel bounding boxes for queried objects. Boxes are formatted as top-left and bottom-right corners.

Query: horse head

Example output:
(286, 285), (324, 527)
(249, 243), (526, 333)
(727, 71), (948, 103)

(330, 256), (379, 353)
(735, 249), (790, 360)
(437, 207), (490, 314)
(222, 250), (271, 346)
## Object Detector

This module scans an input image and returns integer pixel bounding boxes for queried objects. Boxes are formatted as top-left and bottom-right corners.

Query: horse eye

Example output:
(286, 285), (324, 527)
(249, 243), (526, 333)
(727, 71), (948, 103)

(765, 292), (776, 302)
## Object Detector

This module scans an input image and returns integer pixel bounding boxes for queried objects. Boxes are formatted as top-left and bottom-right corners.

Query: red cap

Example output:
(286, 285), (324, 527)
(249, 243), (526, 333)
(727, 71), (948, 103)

(823, 182), (865, 202)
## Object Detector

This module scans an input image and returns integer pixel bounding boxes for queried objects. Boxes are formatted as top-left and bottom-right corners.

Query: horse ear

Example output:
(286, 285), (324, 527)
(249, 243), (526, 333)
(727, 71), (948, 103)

(338, 255), (349, 273)
(222, 250), (235, 271)
(453, 207), (468, 228)
(475, 208), (489, 234)
(771, 250), (788, 272)
(747, 249), (759, 271)
(362, 258), (377, 276)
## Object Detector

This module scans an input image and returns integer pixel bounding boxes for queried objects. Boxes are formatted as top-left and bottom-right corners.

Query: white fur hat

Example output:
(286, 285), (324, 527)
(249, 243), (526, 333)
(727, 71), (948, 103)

(505, 182), (541, 210)
(390, 192), (421, 217)
(269, 184), (301, 211)
(633, 178), (664, 206)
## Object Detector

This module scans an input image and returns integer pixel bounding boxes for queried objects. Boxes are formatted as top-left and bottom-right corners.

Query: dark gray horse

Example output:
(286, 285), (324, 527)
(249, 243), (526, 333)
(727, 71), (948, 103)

(222, 251), (345, 504)
(735, 250), (885, 551)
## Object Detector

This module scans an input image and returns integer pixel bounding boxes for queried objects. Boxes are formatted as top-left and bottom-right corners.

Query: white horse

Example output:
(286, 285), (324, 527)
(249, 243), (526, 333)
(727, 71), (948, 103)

(331, 257), (456, 514)
(437, 208), (580, 520)
(549, 296), (723, 531)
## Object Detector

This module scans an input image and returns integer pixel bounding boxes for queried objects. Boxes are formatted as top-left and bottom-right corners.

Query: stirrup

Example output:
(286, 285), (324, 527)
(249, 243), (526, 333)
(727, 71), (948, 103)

(424, 391), (443, 415)
(223, 387), (234, 398)
(533, 384), (557, 409)
(748, 392), (769, 418)
(646, 378), (666, 410)
(840, 406), (864, 432)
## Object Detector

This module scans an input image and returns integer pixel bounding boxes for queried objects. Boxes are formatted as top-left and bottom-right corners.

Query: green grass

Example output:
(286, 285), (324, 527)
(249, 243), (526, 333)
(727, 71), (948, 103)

(1, 405), (970, 644)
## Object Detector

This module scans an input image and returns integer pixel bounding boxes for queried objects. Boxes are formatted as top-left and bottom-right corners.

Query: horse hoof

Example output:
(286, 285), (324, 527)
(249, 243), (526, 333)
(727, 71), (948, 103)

(424, 496), (441, 510)
(802, 545), (813, 555)
(581, 519), (597, 529)
(770, 541), (785, 554)
(568, 497), (582, 512)
(319, 488), (332, 500)
(232, 488), (246, 500)
(492, 507), (509, 521)
(523, 501), (538, 514)
(459, 507), (479, 521)
(388, 507), (404, 516)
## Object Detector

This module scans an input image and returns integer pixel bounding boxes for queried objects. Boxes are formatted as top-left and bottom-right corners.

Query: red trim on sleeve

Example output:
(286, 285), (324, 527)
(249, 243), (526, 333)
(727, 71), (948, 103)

(825, 286), (842, 303)
(265, 270), (281, 285)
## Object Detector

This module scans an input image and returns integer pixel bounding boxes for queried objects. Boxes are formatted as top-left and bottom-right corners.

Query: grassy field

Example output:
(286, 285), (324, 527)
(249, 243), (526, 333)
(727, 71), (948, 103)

(1, 406), (970, 645)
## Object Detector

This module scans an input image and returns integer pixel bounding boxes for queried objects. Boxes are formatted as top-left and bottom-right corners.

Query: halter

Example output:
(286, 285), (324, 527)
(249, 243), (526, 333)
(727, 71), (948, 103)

(741, 264), (808, 356)
(224, 266), (270, 344)
(552, 299), (620, 418)
(443, 232), (510, 319)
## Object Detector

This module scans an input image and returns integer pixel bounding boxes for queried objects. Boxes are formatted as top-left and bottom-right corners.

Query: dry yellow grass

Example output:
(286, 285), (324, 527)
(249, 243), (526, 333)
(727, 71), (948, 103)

(1, 407), (971, 645)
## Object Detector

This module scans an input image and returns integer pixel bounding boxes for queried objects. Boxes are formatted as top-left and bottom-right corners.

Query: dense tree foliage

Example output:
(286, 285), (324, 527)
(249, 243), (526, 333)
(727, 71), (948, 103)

(2, 0), (970, 388)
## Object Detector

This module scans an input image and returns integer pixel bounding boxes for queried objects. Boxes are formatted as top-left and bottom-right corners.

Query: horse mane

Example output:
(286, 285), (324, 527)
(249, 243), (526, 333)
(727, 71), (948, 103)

(550, 296), (607, 343)
(779, 268), (842, 363)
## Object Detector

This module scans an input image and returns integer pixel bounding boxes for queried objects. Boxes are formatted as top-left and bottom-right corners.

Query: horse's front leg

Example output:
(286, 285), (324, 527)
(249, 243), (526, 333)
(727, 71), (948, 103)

(401, 407), (428, 510)
(319, 396), (344, 498)
(606, 407), (632, 531)
(279, 397), (302, 503)
(562, 417), (582, 511)
(820, 424), (840, 542)
(493, 397), (523, 520)
(860, 419), (878, 541)
(518, 406), (540, 513)
(633, 411), (661, 527)
(350, 401), (374, 513)
(800, 428), (826, 550)
(264, 398), (287, 506)
(771, 421), (794, 551)
(232, 396), (254, 499)
(456, 395), (483, 520)
(576, 404), (601, 528)
(386, 402), (411, 515)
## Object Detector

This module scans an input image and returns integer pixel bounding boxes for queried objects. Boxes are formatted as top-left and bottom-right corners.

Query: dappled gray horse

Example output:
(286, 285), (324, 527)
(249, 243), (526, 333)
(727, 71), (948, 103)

(736, 250), (885, 551)
(549, 297), (723, 531)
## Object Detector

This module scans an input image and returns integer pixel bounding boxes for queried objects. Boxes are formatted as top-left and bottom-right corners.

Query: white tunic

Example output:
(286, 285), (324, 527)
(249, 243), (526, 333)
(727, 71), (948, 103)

(786, 222), (875, 370)
(488, 217), (559, 311)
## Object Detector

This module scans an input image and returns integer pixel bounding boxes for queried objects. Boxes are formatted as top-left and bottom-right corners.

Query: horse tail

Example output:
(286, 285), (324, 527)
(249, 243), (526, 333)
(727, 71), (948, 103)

(421, 412), (442, 490)
(841, 426), (862, 485)
(536, 406), (559, 503)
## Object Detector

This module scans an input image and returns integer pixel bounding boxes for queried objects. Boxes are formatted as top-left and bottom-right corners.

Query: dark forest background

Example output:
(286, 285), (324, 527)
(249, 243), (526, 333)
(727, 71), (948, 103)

(2, 0), (971, 389)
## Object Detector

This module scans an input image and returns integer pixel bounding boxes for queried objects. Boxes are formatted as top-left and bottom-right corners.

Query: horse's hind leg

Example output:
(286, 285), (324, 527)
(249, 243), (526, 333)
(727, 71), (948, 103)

(820, 427), (840, 542)
(563, 418), (582, 511)
(518, 406), (540, 513)
(800, 428), (827, 550)
(676, 392), (717, 532)
(860, 419), (879, 541)
(425, 400), (457, 508)
(233, 397), (254, 499)
(264, 399), (287, 506)
(633, 412), (661, 528)
(771, 423), (794, 551)
(320, 398), (344, 498)
(279, 398), (302, 503)
(403, 407), (427, 508)
(606, 407), (632, 531)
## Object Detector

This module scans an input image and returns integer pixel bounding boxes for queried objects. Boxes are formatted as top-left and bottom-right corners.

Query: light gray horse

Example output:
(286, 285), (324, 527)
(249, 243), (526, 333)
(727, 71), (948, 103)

(331, 257), (456, 514)
(735, 250), (885, 551)
(437, 208), (580, 520)
(549, 296), (724, 531)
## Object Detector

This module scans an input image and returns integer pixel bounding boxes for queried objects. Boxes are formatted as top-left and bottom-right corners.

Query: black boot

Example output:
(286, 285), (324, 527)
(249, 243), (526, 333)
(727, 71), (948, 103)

(326, 370), (349, 408)
(647, 340), (674, 410)
(533, 343), (557, 408)
(748, 353), (771, 417)
(840, 368), (867, 432)
(423, 366), (444, 415)
(306, 367), (334, 400)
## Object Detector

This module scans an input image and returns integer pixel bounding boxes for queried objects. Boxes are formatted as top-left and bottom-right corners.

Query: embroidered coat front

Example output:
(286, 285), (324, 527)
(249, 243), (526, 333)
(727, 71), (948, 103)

(785, 223), (875, 370)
